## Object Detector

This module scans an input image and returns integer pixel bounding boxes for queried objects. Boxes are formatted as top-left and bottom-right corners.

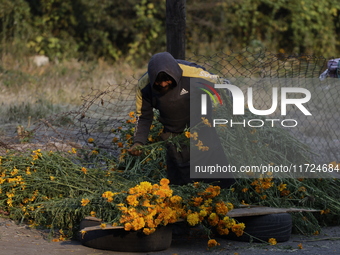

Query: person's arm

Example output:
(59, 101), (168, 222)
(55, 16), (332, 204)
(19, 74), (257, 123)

(133, 87), (153, 145)
(128, 76), (153, 156)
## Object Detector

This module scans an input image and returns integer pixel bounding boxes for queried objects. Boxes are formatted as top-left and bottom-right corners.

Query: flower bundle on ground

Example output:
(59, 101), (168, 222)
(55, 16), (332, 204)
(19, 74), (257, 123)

(1, 96), (340, 245)
(230, 174), (340, 235)
(0, 149), (244, 242)
(98, 178), (245, 239)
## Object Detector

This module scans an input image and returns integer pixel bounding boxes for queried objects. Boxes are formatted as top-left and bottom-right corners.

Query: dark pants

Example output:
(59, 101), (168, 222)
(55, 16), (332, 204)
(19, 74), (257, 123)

(166, 142), (191, 185)
(165, 140), (235, 188)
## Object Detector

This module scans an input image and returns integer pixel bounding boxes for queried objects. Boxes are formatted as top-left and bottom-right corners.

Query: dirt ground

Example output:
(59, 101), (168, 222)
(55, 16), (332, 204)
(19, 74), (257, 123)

(1, 217), (340, 255)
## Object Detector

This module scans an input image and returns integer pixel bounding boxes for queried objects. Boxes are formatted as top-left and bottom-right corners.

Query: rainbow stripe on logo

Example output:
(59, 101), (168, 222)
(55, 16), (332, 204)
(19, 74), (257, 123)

(197, 82), (223, 105)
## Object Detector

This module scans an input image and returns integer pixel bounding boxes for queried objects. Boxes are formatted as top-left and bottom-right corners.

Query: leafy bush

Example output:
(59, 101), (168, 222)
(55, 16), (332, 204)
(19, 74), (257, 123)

(1, 0), (340, 63)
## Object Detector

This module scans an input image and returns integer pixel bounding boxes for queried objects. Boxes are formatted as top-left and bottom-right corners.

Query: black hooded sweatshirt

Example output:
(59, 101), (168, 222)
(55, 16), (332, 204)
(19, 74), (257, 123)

(134, 52), (219, 145)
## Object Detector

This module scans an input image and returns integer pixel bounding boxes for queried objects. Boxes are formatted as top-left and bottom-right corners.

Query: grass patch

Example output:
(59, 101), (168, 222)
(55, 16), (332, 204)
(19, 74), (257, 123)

(0, 99), (69, 125)
(0, 53), (145, 109)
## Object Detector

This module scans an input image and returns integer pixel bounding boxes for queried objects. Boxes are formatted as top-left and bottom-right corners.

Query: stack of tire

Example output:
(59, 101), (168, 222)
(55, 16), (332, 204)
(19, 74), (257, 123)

(224, 213), (292, 242)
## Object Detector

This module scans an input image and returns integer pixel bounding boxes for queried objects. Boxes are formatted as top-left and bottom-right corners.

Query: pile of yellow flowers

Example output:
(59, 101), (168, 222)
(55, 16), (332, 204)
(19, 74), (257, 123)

(115, 178), (182, 235)
(0, 148), (244, 245)
(96, 178), (245, 240)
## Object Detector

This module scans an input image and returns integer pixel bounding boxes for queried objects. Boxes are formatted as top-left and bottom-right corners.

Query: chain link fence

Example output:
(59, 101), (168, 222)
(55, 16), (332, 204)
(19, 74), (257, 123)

(0, 49), (339, 165)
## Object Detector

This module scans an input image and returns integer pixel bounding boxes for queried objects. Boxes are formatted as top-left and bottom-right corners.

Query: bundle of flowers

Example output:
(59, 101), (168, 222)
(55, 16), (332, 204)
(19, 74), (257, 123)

(0, 149), (244, 246)
(1, 97), (340, 247)
(108, 178), (183, 235)
(1, 142), (340, 247)
(93, 178), (245, 240)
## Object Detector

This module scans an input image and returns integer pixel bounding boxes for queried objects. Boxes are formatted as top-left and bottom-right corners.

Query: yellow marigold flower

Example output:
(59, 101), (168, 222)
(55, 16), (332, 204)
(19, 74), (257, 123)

(192, 197), (203, 206)
(203, 185), (221, 198)
(184, 131), (191, 138)
(297, 243), (303, 249)
(7, 178), (15, 183)
(33, 149), (42, 155)
(187, 212), (200, 226)
(129, 111), (135, 118)
(204, 198), (213, 206)
(6, 192), (15, 198)
(143, 227), (156, 235)
(280, 189), (290, 196)
(11, 167), (19, 176)
(277, 183), (287, 191)
(81, 167), (87, 174)
(198, 145), (209, 151)
(68, 147), (77, 154)
(298, 186), (306, 192)
(190, 131), (198, 140)
(128, 118), (137, 124)
(201, 117), (212, 127)
(208, 213), (219, 226)
(131, 217), (145, 230)
(80, 230), (87, 238)
(195, 140), (203, 147)
(100, 223), (106, 229)
(320, 209), (330, 214)
(232, 223), (245, 237)
(87, 137), (94, 143)
(126, 195), (139, 206)
(217, 225), (229, 235)
(90, 211), (96, 217)
(199, 209), (208, 217)
(143, 228), (151, 235)
(142, 199), (152, 207)
(268, 238), (277, 245)
(91, 150), (99, 155)
(139, 181), (153, 192)
(154, 188), (173, 198)
(242, 188), (248, 193)
(118, 206), (128, 213)
(50, 176), (55, 181)
(160, 178), (170, 186)
(102, 191), (114, 198)
(215, 202), (229, 214)
(207, 239), (220, 248)
(251, 178), (273, 193)
(170, 195), (182, 204)
(124, 223), (132, 231)
(102, 191), (118, 202)
(25, 167), (31, 175)
(81, 198), (90, 206)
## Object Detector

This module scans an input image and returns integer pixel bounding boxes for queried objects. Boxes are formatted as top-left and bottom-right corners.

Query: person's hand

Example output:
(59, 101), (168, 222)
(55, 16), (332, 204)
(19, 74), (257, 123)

(127, 143), (143, 156)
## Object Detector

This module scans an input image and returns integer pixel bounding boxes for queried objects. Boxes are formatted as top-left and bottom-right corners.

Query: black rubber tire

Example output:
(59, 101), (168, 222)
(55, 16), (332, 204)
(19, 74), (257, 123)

(223, 213), (292, 242)
(78, 218), (173, 252)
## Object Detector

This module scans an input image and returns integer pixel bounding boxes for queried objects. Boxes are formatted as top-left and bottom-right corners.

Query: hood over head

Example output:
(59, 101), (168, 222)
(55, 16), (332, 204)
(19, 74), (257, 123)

(147, 52), (183, 87)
